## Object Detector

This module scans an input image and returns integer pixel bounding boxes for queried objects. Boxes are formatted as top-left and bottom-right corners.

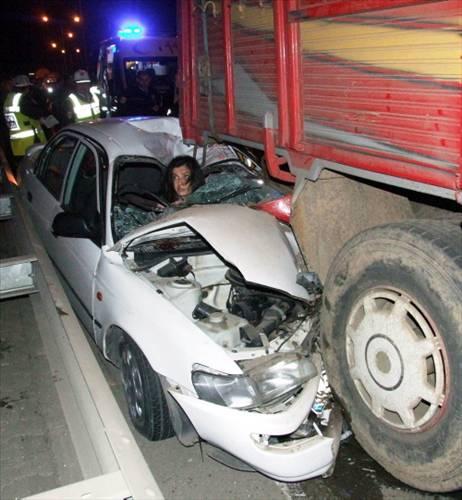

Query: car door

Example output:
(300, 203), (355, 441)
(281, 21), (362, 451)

(23, 134), (79, 257)
(54, 139), (105, 330)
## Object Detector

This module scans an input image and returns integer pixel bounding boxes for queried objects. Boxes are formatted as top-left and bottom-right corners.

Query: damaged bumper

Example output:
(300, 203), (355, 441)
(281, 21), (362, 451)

(170, 374), (342, 481)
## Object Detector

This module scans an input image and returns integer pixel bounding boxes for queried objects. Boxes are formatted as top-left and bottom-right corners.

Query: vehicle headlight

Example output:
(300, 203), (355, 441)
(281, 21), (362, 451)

(247, 352), (317, 404)
(192, 369), (259, 409)
(192, 353), (316, 409)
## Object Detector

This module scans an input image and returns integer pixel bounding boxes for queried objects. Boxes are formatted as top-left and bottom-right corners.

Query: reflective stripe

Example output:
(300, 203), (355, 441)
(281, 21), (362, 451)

(68, 93), (100, 120)
(90, 87), (101, 115)
(11, 130), (36, 139)
(68, 93), (93, 119)
(5, 93), (21, 113)
(12, 93), (22, 107)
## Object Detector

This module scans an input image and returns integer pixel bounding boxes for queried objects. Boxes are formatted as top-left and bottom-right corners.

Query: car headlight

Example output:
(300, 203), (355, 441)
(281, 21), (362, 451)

(192, 353), (317, 409)
(192, 369), (259, 409)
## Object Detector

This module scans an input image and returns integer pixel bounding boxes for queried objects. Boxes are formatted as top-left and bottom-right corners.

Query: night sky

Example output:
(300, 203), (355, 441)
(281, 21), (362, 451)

(0, 0), (177, 78)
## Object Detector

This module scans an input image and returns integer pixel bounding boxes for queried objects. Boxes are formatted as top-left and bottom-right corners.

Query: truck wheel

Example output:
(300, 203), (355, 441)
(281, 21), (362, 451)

(321, 219), (462, 492)
(120, 337), (174, 441)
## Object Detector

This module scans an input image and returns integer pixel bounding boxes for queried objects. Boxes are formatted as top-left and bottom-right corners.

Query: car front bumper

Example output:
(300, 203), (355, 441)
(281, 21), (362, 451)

(170, 374), (342, 481)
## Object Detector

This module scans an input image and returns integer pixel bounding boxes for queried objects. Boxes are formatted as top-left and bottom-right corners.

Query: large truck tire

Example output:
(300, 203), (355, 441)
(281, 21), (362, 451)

(321, 219), (462, 492)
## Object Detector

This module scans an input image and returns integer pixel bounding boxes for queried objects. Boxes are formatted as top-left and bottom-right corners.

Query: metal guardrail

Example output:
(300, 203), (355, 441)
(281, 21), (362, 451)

(0, 254), (38, 299)
(1, 175), (163, 499)
(0, 193), (13, 220)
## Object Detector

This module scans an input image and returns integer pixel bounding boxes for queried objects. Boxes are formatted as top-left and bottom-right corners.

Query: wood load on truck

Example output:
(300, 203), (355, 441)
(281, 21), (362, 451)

(178, 0), (462, 493)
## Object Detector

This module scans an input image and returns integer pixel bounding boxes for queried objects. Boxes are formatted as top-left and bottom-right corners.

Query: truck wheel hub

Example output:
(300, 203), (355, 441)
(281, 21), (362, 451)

(365, 335), (403, 390)
(345, 288), (446, 431)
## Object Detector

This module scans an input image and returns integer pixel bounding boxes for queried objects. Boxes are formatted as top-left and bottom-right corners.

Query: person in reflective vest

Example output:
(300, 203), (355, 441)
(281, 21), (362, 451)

(3, 75), (47, 156)
(0, 75), (16, 170)
(68, 69), (100, 123)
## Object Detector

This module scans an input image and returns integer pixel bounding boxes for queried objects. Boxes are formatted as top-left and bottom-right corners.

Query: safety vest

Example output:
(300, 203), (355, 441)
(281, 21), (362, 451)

(68, 87), (100, 123)
(3, 92), (47, 156)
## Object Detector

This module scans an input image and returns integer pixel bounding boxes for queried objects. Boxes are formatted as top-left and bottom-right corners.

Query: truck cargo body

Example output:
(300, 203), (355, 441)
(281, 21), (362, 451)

(178, 1), (462, 494)
(180, 0), (461, 201)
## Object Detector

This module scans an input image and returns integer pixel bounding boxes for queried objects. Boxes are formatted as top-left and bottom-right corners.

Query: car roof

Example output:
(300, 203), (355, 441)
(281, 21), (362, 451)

(63, 117), (184, 162)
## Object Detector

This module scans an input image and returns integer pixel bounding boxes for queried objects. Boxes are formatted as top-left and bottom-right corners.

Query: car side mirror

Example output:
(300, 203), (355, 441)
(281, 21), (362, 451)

(52, 212), (98, 239)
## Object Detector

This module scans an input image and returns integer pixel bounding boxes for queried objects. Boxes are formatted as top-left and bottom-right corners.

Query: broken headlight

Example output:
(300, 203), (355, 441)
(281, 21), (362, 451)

(192, 353), (317, 409)
(192, 369), (259, 409)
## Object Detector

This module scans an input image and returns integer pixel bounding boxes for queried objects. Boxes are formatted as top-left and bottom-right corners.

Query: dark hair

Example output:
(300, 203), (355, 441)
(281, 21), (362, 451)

(164, 156), (204, 202)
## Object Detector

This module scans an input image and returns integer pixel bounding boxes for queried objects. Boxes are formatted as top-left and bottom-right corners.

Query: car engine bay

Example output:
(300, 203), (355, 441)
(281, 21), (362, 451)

(135, 251), (317, 357)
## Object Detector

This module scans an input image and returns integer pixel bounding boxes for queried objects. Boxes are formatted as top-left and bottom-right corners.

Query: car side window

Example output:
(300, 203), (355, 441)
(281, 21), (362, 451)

(111, 158), (165, 240)
(38, 136), (78, 200)
(64, 143), (99, 236)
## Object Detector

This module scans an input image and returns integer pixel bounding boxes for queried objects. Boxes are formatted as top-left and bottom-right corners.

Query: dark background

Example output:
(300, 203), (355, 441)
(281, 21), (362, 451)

(0, 0), (177, 78)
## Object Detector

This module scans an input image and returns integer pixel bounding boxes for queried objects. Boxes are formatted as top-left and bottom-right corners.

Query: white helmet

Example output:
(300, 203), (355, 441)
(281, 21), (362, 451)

(73, 69), (90, 83)
(13, 74), (32, 88)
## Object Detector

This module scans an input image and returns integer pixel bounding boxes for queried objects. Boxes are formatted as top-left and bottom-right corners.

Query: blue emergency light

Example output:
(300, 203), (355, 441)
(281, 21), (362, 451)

(118, 23), (144, 39)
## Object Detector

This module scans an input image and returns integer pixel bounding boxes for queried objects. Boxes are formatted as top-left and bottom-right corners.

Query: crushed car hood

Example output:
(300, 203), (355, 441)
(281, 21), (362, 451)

(114, 205), (309, 301)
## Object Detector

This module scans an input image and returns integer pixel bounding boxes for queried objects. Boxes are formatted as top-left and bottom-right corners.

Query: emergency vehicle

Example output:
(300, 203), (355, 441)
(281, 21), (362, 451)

(96, 33), (178, 116)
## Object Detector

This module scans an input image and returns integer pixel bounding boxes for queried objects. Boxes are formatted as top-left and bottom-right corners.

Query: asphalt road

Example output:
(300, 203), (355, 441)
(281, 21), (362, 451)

(299, 437), (461, 500)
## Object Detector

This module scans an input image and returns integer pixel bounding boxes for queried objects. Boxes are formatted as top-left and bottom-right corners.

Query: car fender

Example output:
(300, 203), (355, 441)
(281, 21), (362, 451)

(94, 251), (242, 390)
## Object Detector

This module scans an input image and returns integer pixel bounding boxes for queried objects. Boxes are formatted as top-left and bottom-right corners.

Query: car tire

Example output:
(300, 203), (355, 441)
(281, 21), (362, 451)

(321, 219), (462, 492)
(120, 336), (174, 441)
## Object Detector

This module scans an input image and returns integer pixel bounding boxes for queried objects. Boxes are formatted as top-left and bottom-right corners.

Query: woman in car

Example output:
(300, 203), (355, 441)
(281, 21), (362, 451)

(164, 155), (204, 204)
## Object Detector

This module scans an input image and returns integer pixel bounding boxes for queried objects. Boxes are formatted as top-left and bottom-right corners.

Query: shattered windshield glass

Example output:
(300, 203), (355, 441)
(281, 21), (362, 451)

(185, 163), (283, 206)
(112, 157), (285, 241)
(113, 204), (162, 240)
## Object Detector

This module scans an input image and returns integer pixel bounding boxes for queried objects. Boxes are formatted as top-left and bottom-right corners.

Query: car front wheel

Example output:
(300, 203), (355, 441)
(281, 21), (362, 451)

(120, 336), (174, 441)
(322, 220), (462, 492)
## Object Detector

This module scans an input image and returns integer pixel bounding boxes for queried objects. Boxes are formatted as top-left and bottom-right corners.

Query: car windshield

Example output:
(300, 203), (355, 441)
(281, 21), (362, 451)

(183, 160), (283, 207)
(111, 154), (284, 242)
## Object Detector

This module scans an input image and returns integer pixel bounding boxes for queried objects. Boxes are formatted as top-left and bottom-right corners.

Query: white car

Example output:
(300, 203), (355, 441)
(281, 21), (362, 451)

(20, 117), (341, 481)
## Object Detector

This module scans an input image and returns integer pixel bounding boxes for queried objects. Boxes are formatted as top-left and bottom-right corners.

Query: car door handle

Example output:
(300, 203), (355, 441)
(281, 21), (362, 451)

(27, 191), (33, 202)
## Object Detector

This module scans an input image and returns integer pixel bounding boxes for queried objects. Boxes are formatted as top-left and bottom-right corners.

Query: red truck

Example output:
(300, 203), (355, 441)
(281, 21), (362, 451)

(178, 0), (461, 493)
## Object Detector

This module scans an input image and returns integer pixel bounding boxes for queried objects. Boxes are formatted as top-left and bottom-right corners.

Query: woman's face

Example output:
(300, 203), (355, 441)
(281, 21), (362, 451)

(172, 165), (193, 199)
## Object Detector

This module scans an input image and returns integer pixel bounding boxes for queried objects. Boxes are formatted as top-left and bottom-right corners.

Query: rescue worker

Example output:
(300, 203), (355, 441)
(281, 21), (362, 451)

(30, 67), (59, 138)
(3, 75), (47, 157)
(68, 69), (100, 123)
(34, 67), (51, 88)
(150, 65), (175, 116)
(119, 70), (160, 116)
(0, 74), (16, 171)
(50, 73), (74, 129)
